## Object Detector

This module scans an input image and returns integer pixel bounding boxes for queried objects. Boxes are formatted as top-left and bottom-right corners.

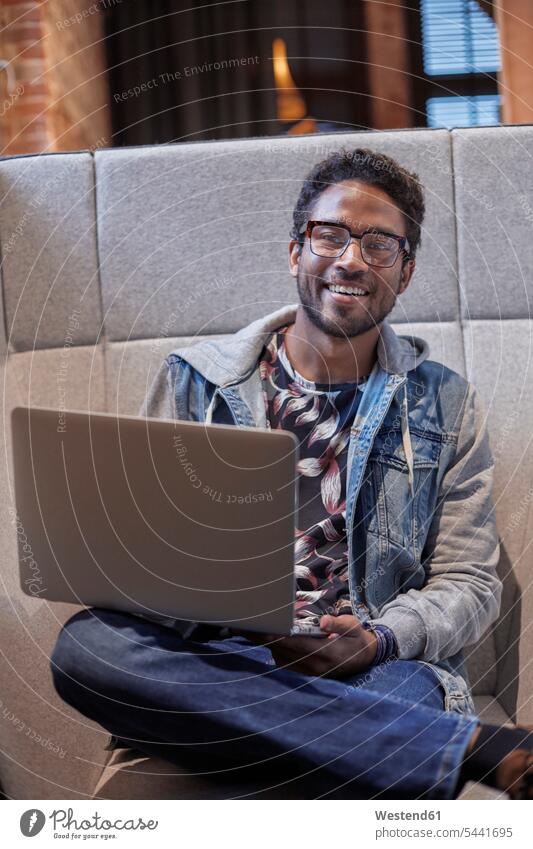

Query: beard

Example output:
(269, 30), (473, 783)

(296, 266), (401, 339)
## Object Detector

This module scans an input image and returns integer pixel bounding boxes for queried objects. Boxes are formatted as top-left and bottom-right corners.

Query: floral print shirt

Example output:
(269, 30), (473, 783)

(260, 326), (367, 628)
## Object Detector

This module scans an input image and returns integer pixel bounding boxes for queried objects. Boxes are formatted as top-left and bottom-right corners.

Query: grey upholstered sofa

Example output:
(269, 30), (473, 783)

(1, 126), (532, 799)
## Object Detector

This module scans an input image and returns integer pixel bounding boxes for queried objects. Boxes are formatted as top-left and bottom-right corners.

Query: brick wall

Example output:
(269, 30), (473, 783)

(0, 0), (49, 154)
(0, 0), (111, 155)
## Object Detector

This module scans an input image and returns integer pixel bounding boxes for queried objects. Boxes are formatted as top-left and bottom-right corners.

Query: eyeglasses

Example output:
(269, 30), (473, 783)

(302, 220), (410, 268)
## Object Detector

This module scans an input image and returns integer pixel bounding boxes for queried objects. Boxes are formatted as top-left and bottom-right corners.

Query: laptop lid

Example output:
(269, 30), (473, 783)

(11, 406), (299, 635)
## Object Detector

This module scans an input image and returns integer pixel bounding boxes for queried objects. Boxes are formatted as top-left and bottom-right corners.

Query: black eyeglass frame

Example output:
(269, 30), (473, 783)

(300, 220), (411, 267)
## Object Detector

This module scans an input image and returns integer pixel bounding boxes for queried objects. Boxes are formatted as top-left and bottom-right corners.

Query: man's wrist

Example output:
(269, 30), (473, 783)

(363, 622), (399, 665)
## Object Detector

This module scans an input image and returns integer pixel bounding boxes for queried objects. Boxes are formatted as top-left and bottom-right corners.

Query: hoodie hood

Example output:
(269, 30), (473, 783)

(170, 303), (430, 387)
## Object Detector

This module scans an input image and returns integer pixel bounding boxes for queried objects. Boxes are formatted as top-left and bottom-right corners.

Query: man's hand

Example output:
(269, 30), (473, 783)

(232, 615), (378, 679)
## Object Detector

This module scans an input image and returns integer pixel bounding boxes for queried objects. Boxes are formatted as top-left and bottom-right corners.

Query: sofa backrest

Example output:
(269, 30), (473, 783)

(1, 127), (532, 734)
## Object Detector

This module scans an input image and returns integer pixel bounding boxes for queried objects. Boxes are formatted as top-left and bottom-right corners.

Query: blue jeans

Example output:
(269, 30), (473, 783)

(51, 608), (479, 799)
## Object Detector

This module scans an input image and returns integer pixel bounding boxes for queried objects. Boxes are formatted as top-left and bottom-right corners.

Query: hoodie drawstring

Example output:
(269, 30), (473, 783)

(401, 384), (414, 498)
(205, 391), (217, 425)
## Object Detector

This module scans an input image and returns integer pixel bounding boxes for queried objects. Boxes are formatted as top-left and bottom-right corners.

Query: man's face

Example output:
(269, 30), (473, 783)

(288, 180), (415, 338)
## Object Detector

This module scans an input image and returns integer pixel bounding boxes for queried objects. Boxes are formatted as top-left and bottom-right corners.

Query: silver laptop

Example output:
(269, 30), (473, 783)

(11, 406), (324, 637)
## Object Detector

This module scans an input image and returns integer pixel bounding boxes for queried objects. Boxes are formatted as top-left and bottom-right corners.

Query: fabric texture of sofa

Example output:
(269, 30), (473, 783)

(0, 126), (531, 799)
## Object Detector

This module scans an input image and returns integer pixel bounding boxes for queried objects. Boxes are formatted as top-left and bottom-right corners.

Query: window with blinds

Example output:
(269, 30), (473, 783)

(420, 0), (501, 128)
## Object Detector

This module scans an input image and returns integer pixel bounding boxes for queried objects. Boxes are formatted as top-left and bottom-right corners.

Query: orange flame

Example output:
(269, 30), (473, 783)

(272, 37), (307, 121)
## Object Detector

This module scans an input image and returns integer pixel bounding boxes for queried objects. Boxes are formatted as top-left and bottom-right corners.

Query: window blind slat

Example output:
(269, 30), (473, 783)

(421, 0), (501, 76)
(427, 94), (501, 128)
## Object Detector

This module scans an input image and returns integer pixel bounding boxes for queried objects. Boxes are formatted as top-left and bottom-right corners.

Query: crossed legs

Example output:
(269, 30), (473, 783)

(51, 608), (478, 799)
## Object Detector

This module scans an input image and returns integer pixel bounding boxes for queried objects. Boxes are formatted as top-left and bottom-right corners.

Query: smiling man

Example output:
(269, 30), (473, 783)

(51, 148), (533, 799)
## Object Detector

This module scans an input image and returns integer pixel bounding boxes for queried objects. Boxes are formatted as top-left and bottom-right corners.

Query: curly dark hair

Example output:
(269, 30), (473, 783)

(291, 147), (426, 260)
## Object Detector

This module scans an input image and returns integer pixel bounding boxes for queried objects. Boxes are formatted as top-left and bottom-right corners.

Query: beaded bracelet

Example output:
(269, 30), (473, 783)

(362, 621), (399, 665)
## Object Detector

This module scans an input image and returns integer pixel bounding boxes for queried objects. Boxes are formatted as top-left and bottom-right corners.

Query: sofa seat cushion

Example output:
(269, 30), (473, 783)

(93, 747), (327, 800)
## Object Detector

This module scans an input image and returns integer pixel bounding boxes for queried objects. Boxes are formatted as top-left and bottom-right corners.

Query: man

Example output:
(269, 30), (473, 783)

(51, 148), (532, 799)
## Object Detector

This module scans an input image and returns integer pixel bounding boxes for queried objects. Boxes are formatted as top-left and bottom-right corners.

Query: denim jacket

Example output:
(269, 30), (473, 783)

(140, 305), (502, 715)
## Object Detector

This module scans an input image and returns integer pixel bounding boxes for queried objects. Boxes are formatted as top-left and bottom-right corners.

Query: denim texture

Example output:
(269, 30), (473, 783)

(51, 608), (479, 799)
